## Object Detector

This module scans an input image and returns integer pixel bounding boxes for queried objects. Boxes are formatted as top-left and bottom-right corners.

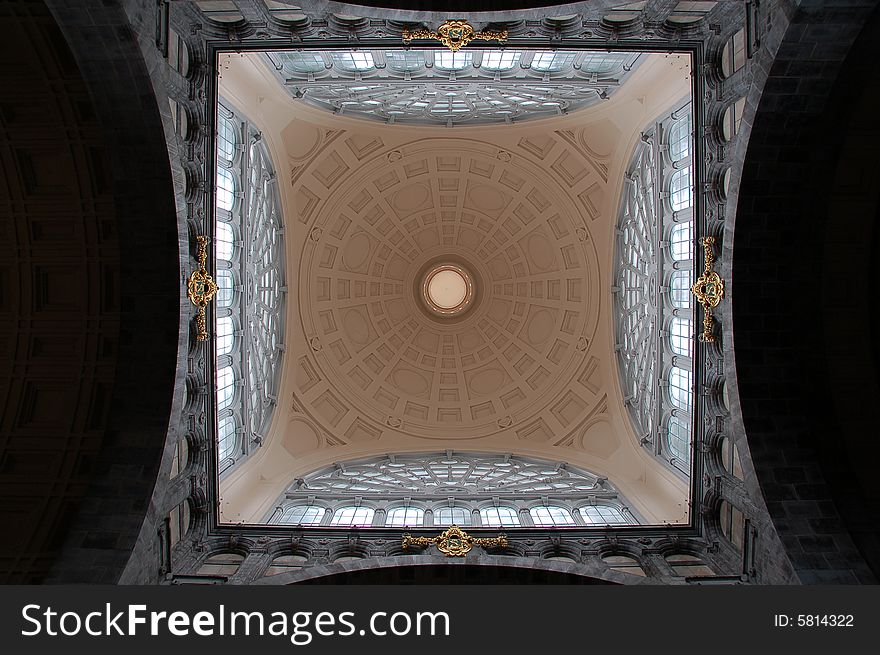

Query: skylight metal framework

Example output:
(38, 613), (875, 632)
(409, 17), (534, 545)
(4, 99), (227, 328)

(214, 101), (286, 475)
(614, 100), (695, 476)
(264, 49), (641, 125)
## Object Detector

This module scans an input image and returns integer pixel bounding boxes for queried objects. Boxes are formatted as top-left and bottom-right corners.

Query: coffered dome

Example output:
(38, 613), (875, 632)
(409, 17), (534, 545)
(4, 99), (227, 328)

(217, 50), (693, 524)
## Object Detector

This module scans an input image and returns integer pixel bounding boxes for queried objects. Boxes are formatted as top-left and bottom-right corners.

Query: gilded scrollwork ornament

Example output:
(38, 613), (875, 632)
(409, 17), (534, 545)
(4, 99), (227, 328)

(402, 20), (508, 52)
(402, 525), (507, 557)
(691, 236), (725, 342)
(187, 235), (218, 341)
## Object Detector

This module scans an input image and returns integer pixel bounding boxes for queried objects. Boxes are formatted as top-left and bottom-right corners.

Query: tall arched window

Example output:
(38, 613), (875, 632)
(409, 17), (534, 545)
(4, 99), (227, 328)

(214, 101), (286, 475)
(614, 101), (695, 476)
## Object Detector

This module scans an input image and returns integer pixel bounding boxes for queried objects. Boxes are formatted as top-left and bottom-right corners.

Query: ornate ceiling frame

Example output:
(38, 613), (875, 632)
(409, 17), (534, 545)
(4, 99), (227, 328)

(168, 0), (752, 584)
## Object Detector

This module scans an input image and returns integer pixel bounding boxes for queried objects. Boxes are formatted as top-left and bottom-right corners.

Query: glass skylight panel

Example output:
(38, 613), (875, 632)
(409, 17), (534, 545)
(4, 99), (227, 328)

(670, 167), (692, 211)
(670, 317), (693, 357)
(669, 367), (693, 412)
(481, 50), (520, 71)
(279, 51), (325, 73)
(385, 50), (424, 71)
(579, 505), (628, 524)
(670, 221), (693, 261)
(331, 51), (375, 71)
(530, 506), (575, 526)
(667, 416), (691, 464)
(580, 52), (627, 74)
(215, 220), (234, 261)
(480, 507), (520, 527)
(330, 506), (375, 526)
(279, 505), (324, 525)
(669, 114), (692, 161)
(216, 316), (234, 356)
(216, 366), (234, 411)
(216, 168), (235, 211)
(531, 51), (575, 72)
(434, 507), (470, 526)
(217, 116), (237, 162)
(434, 51), (473, 71)
(670, 270), (693, 309)
(217, 416), (236, 461)
(385, 507), (424, 527)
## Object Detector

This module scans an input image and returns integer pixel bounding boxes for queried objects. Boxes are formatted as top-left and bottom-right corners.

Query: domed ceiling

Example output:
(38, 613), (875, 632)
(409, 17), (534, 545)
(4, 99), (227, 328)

(216, 50), (693, 524)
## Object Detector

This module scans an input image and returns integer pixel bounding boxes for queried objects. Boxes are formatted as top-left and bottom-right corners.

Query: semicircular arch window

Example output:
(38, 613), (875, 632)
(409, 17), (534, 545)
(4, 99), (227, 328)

(267, 453), (640, 527)
(613, 100), (695, 476)
(213, 102), (286, 475)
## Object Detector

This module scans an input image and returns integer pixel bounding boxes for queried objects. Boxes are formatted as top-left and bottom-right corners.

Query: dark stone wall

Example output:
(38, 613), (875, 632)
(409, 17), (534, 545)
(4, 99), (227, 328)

(730, 0), (880, 583)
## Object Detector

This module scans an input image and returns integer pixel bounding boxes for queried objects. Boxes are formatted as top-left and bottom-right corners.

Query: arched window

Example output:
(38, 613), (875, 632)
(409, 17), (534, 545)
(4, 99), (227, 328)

(480, 50), (520, 71)
(330, 506), (375, 527)
(480, 507), (520, 527)
(614, 101), (695, 476)
(530, 506), (575, 526)
(214, 102), (285, 476)
(721, 29), (746, 78)
(385, 51), (424, 72)
(386, 507), (424, 527)
(531, 51), (575, 72)
(579, 505), (629, 525)
(266, 453), (639, 527)
(266, 48), (639, 125)
(217, 416), (236, 461)
(278, 505), (325, 526)
(670, 167), (692, 211)
(434, 51), (472, 71)
(331, 51), (374, 72)
(667, 416), (691, 464)
(669, 366), (693, 412)
(434, 506), (470, 526)
(216, 167), (235, 211)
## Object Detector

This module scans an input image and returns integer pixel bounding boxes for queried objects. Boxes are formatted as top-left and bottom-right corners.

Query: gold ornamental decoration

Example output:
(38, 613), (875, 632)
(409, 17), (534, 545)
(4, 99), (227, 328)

(187, 235), (218, 341)
(402, 525), (507, 557)
(402, 20), (508, 53)
(691, 236), (725, 343)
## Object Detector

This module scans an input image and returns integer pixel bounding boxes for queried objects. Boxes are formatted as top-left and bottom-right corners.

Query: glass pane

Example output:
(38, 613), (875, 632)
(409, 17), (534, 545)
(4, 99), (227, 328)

(385, 51), (424, 71)
(434, 51), (473, 71)
(217, 416), (236, 461)
(670, 167), (692, 211)
(216, 316), (234, 356)
(330, 506), (375, 526)
(217, 366), (235, 411)
(481, 50), (520, 71)
(279, 51), (325, 73)
(670, 316), (693, 357)
(434, 507), (470, 526)
(216, 167), (235, 211)
(668, 114), (691, 162)
(530, 506), (574, 526)
(217, 116), (237, 162)
(385, 507), (424, 527)
(216, 269), (234, 307)
(480, 507), (520, 527)
(579, 505), (628, 525)
(279, 505), (324, 525)
(216, 220), (234, 261)
(670, 221), (693, 261)
(531, 51), (575, 72)
(667, 416), (691, 463)
(331, 51), (375, 72)
(669, 366), (693, 412)
(670, 270), (693, 309)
